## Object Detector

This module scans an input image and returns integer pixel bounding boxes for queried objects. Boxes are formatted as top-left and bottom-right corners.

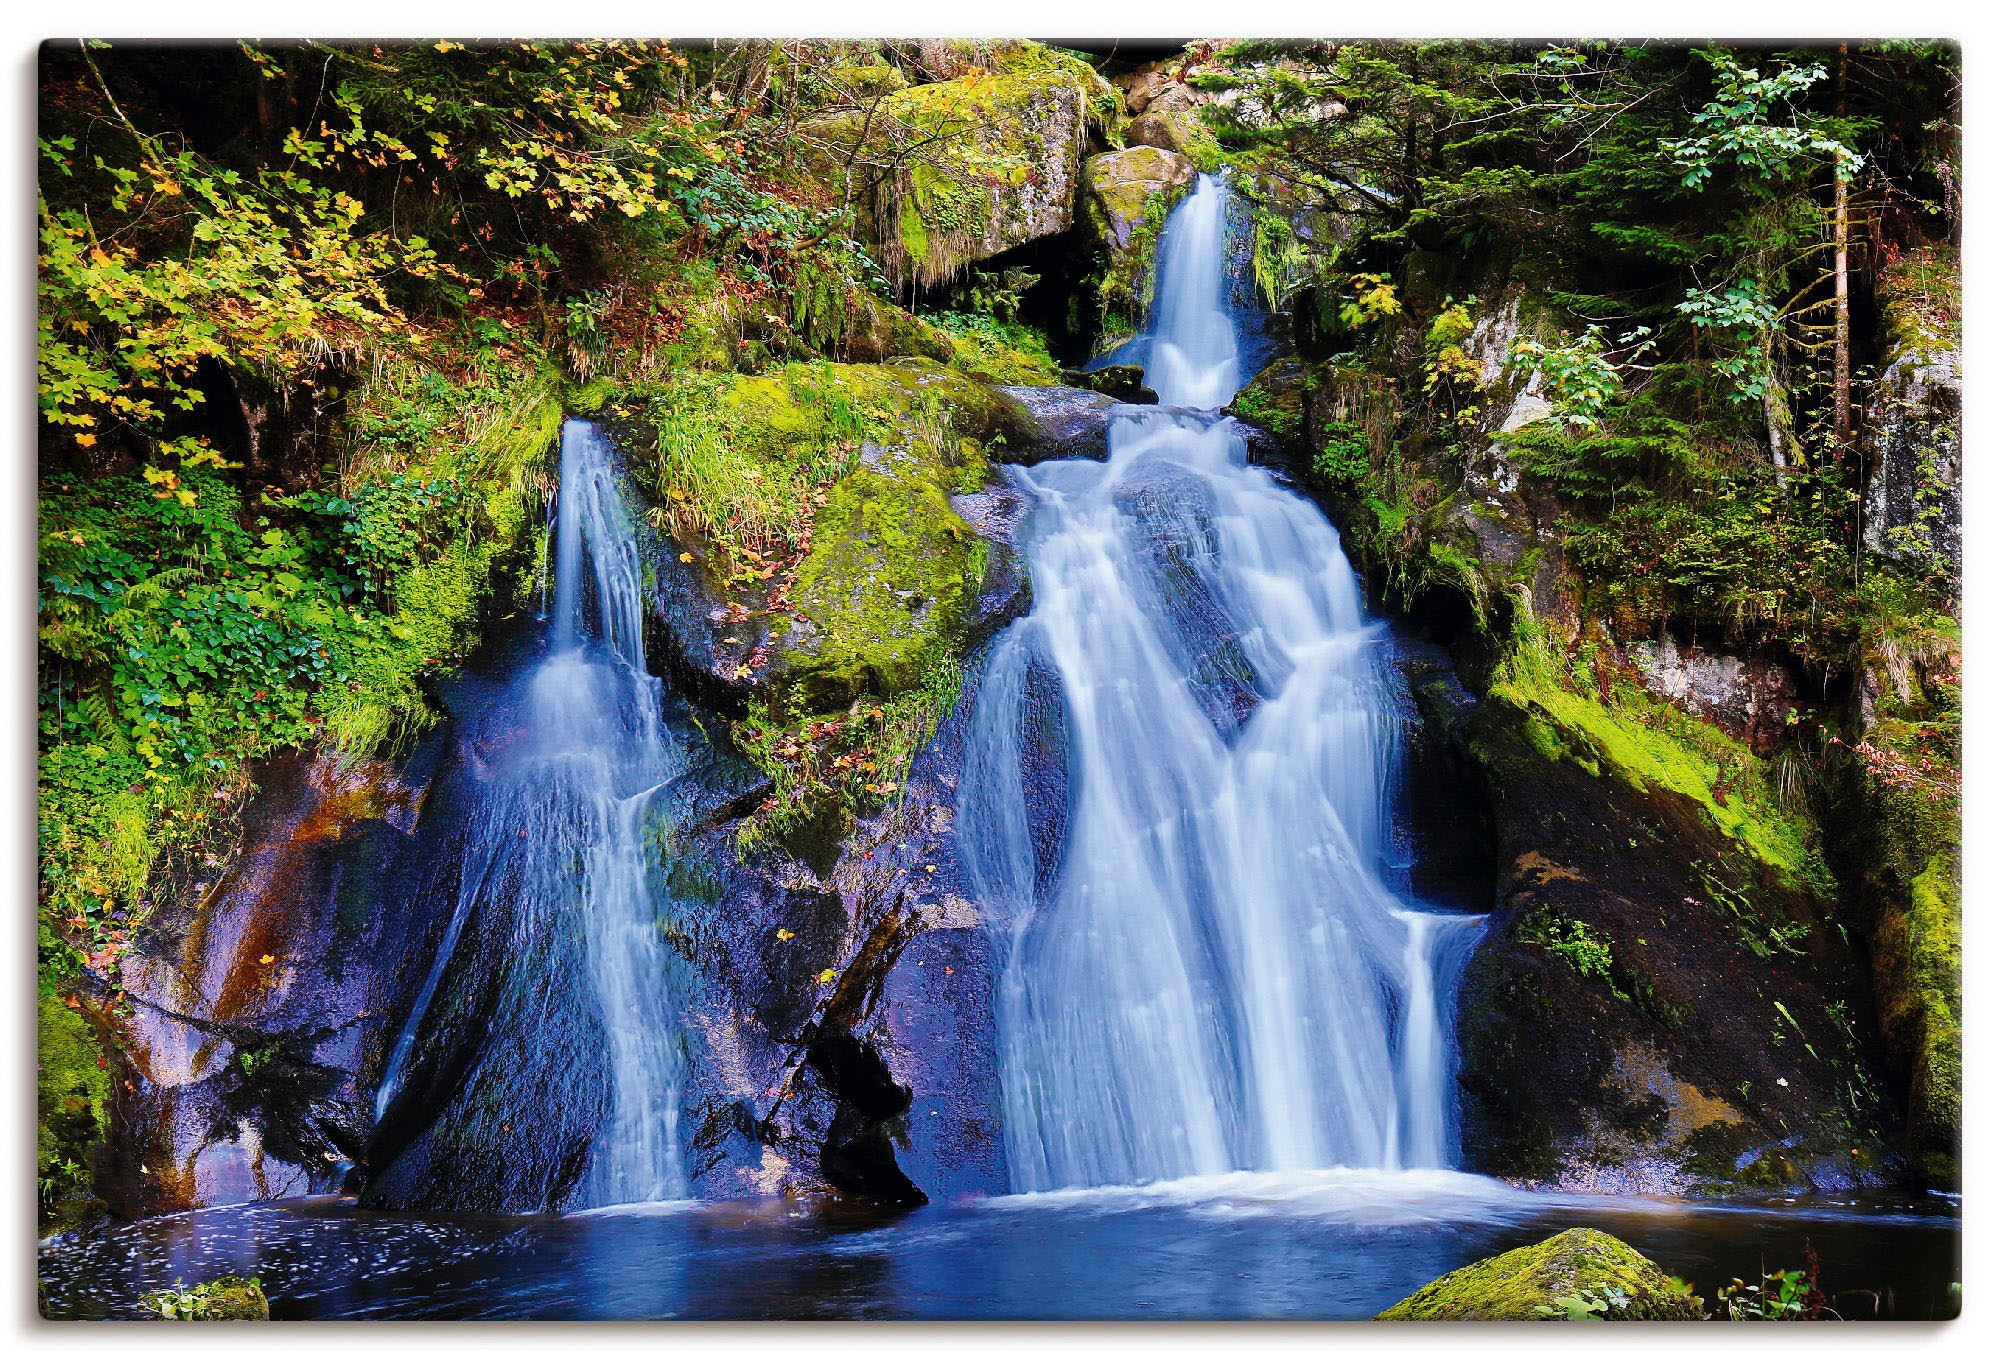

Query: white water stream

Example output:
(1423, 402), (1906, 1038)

(960, 174), (1484, 1192)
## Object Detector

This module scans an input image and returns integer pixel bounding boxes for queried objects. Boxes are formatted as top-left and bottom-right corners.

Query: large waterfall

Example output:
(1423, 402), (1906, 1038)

(959, 175), (1484, 1193)
(369, 419), (688, 1211)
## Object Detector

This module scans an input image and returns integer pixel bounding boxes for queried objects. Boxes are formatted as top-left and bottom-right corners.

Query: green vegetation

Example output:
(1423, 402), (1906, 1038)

(1492, 605), (1829, 892)
(1523, 912), (1619, 989)
(140, 1276), (270, 1320)
(37, 990), (111, 1234)
(1377, 1228), (1706, 1320)
(927, 310), (1064, 385)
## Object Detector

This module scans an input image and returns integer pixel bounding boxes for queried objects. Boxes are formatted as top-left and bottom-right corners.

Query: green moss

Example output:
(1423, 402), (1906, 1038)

(929, 311), (1063, 385)
(1522, 910), (1622, 993)
(630, 358), (1019, 558)
(1877, 848), (1961, 1186)
(1377, 1228), (1705, 1320)
(318, 353), (565, 754)
(1879, 243), (1961, 358)
(1083, 149), (1194, 335)
(1491, 609), (1828, 893)
(777, 454), (981, 714)
(140, 1276), (270, 1320)
(812, 49), (1114, 288)
(38, 990), (111, 1234)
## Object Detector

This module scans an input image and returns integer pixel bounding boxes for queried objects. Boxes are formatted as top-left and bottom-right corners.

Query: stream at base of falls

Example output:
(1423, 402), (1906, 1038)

(38, 1184), (1959, 1320)
(38, 172), (1962, 1319)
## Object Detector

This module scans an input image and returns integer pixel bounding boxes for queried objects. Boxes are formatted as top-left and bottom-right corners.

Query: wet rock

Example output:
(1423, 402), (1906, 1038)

(1453, 686), (1901, 1194)
(1082, 146), (1197, 331)
(1623, 635), (1802, 755)
(806, 1024), (926, 1204)
(1060, 364), (1156, 403)
(108, 750), (431, 1219)
(1377, 1228), (1705, 1320)
(996, 386), (1119, 462)
(1864, 246), (1960, 578)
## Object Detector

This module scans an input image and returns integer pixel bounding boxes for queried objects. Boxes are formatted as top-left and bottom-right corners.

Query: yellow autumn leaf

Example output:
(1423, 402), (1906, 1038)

(74, 433), (97, 448)
(175, 489), (197, 507)
(259, 954), (276, 965)
(679, 552), (693, 563)
(817, 968), (836, 984)
(776, 928), (794, 941)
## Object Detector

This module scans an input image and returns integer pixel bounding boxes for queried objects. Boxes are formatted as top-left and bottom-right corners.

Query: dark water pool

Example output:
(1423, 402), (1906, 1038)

(39, 1169), (1959, 1321)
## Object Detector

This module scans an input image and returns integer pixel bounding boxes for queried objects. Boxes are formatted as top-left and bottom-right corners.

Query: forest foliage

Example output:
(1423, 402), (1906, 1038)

(36, 38), (1962, 1220)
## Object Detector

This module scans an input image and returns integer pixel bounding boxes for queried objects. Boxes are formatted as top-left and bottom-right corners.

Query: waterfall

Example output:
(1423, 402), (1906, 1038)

(372, 419), (687, 1210)
(959, 174), (1484, 1193)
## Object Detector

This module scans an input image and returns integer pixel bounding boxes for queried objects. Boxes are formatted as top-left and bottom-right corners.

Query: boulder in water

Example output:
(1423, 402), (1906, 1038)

(141, 1275), (270, 1321)
(1060, 364), (1157, 403)
(1083, 146), (1198, 334)
(1376, 1228), (1705, 1320)
(995, 386), (1120, 463)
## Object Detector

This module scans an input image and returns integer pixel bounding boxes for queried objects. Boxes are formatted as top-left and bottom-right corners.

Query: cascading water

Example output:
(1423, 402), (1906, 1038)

(369, 419), (688, 1211)
(960, 174), (1485, 1193)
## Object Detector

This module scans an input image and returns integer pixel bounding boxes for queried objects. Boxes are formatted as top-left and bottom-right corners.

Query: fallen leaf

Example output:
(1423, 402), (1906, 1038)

(776, 928), (794, 941)
(817, 968), (836, 984)
(259, 954), (276, 965)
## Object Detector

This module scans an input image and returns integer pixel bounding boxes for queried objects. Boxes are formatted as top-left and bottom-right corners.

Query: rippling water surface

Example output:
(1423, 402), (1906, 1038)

(40, 1179), (1958, 1320)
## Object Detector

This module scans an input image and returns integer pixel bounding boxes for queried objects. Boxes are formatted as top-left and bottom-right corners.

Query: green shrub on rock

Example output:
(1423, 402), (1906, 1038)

(1376, 1228), (1705, 1320)
(140, 1276), (270, 1321)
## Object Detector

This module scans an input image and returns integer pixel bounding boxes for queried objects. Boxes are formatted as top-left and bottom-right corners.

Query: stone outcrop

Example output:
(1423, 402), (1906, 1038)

(1864, 246), (1961, 579)
(812, 51), (1119, 289)
(1377, 1229), (1705, 1320)
(1081, 145), (1198, 333)
(996, 385), (1121, 463)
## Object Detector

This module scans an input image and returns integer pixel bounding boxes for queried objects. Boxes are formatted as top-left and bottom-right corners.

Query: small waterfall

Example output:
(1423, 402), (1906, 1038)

(372, 419), (687, 1210)
(960, 175), (1484, 1193)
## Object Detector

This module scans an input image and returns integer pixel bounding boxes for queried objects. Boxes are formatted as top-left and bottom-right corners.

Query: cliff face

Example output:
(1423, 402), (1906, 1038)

(41, 40), (1959, 1226)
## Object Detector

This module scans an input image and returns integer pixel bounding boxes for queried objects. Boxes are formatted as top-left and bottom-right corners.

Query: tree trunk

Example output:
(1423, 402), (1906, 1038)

(1762, 330), (1792, 489)
(1832, 42), (1852, 454)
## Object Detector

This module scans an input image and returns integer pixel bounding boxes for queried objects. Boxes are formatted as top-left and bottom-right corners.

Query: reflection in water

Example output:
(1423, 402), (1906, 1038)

(39, 1188), (1959, 1321)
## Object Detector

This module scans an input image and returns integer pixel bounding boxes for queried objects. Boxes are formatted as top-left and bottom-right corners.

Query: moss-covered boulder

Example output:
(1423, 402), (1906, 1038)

(1082, 145), (1198, 335)
(141, 1275), (270, 1320)
(810, 47), (1119, 289)
(1377, 1229), (1705, 1320)
(1126, 109), (1224, 171)
(615, 359), (1031, 708)
(1452, 619), (1901, 1194)
(838, 293), (955, 365)
(773, 439), (989, 714)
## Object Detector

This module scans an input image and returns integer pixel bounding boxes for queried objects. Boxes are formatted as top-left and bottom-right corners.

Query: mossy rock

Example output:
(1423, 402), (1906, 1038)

(1874, 847), (1961, 1188)
(718, 359), (1033, 459)
(1126, 109), (1225, 172)
(839, 293), (955, 365)
(1376, 1228), (1704, 1320)
(142, 1276), (270, 1320)
(809, 48), (1118, 289)
(1082, 146), (1197, 330)
(1225, 356), (1307, 446)
(37, 989), (111, 1235)
(774, 447), (984, 714)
